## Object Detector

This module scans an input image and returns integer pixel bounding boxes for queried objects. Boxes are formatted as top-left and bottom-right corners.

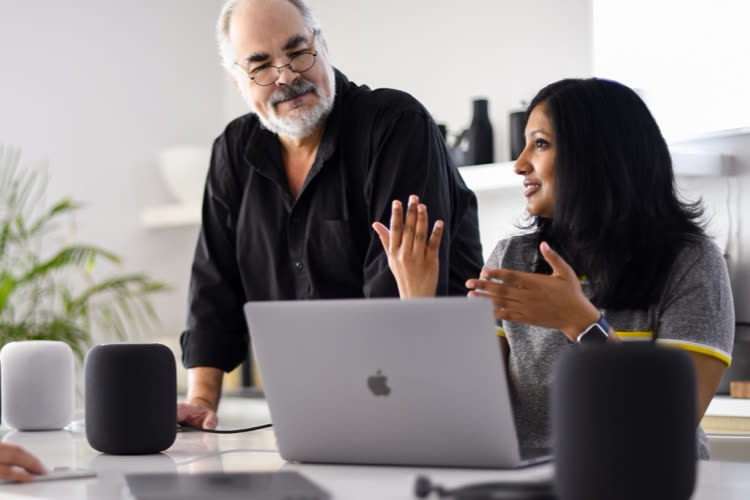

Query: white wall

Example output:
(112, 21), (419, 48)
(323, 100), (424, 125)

(593, 0), (750, 141)
(0, 0), (226, 354)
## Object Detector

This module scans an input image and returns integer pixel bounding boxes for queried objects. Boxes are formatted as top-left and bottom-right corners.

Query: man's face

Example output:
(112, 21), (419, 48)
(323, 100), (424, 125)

(229, 0), (336, 139)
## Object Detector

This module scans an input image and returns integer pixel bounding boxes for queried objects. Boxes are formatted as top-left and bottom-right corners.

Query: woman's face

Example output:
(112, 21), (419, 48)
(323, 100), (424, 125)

(514, 103), (556, 218)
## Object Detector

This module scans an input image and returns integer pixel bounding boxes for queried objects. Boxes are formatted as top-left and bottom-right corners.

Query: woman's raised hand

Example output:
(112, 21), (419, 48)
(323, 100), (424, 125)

(372, 195), (444, 298)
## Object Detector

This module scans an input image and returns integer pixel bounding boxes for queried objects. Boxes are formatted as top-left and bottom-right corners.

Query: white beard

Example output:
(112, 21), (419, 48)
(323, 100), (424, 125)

(243, 77), (336, 140)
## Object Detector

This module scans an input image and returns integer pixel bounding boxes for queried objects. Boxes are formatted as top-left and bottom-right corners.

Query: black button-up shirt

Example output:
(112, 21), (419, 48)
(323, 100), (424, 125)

(180, 70), (483, 371)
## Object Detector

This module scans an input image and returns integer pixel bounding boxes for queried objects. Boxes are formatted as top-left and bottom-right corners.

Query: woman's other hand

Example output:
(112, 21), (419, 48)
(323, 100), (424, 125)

(466, 241), (600, 340)
(0, 443), (46, 483)
(372, 194), (444, 298)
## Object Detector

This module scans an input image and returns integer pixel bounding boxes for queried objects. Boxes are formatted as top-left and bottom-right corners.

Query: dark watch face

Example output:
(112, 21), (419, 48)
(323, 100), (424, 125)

(578, 324), (608, 344)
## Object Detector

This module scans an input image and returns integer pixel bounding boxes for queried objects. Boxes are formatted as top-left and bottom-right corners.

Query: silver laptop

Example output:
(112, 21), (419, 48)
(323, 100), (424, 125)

(243, 297), (551, 469)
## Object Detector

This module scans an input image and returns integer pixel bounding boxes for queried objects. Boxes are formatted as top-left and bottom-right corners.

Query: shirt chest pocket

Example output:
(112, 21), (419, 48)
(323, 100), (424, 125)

(307, 219), (363, 283)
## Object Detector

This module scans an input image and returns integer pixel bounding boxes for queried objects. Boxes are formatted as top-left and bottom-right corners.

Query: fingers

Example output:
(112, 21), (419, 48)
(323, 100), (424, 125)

(177, 402), (218, 429)
(176, 402), (193, 424)
(203, 411), (218, 430)
(376, 195), (443, 261)
(412, 202), (429, 254)
(477, 268), (522, 285)
(371, 222), (390, 253)
(0, 464), (34, 483)
(540, 241), (576, 279)
(0, 444), (46, 482)
(467, 290), (527, 323)
(426, 220), (444, 261)
(465, 276), (516, 293)
(402, 195), (418, 253)
(467, 287), (520, 309)
(389, 200), (403, 251)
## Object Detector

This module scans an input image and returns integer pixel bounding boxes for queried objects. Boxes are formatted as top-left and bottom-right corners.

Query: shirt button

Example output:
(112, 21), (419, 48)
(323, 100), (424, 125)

(295, 262), (304, 270)
(291, 216), (301, 224)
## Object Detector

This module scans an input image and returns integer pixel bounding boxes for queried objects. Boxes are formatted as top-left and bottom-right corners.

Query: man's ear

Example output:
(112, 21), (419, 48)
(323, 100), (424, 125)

(229, 68), (245, 94)
(229, 73), (249, 103)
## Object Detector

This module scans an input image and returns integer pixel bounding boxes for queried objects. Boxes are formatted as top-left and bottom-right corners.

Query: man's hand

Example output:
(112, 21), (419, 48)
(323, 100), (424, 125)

(466, 241), (600, 340)
(372, 194), (444, 298)
(177, 399), (218, 429)
(178, 366), (223, 429)
(0, 443), (46, 483)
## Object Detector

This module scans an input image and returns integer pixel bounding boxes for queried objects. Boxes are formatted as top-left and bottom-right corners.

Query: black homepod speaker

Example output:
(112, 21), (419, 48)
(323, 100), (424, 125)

(552, 343), (696, 500)
(85, 343), (176, 454)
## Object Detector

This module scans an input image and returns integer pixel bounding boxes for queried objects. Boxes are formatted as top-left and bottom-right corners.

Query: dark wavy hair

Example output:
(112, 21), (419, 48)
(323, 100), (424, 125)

(525, 78), (706, 309)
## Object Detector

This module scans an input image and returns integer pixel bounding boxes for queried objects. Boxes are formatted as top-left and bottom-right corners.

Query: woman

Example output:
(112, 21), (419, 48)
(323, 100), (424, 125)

(372, 78), (734, 459)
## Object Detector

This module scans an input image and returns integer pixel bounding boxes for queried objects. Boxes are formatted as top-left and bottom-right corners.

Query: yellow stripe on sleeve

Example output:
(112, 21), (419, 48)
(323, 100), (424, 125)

(616, 330), (654, 340)
(656, 339), (732, 367)
(496, 327), (506, 338)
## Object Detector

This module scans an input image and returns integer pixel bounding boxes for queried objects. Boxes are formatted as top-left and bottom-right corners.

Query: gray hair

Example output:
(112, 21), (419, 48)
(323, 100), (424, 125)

(217, 0), (321, 71)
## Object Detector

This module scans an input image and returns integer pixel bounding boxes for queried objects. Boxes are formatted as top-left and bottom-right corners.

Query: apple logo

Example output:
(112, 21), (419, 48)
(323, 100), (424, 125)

(367, 370), (391, 396)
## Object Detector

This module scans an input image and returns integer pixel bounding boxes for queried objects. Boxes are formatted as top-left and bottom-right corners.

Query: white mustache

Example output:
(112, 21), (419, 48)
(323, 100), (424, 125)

(269, 80), (317, 106)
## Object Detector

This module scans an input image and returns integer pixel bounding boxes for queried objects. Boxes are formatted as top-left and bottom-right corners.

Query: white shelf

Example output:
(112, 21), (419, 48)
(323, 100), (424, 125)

(670, 148), (736, 177)
(141, 148), (734, 229)
(141, 202), (201, 229)
(458, 161), (519, 193)
(706, 396), (750, 418)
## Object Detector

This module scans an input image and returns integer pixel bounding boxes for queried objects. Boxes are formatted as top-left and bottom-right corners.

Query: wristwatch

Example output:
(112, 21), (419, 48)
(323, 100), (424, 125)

(576, 315), (610, 344)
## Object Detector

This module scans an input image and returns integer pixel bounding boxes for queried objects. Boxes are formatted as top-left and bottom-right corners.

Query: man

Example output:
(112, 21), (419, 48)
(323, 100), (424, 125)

(178, 0), (483, 428)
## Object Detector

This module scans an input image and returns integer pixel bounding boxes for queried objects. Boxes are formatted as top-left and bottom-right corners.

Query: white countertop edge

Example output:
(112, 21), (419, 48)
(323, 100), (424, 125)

(705, 396), (750, 417)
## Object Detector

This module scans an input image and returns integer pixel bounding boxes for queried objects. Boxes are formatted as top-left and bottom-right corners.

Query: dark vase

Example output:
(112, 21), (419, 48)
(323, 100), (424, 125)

(466, 98), (494, 166)
(509, 109), (527, 161)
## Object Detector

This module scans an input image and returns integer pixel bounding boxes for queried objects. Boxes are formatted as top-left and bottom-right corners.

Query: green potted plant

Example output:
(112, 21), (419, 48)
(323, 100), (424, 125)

(0, 145), (168, 359)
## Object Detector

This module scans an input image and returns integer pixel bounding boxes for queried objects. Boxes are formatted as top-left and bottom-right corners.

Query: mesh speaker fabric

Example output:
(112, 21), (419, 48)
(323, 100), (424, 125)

(552, 343), (696, 500)
(84, 343), (176, 454)
(0, 341), (74, 430)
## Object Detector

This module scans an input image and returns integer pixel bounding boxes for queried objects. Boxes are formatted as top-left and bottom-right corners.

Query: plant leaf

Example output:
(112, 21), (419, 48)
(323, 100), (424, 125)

(19, 245), (122, 284)
(27, 197), (82, 238)
(0, 272), (16, 315)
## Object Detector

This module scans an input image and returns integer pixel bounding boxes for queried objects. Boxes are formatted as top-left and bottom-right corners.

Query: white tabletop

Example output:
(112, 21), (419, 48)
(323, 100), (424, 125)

(706, 396), (750, 417)
(1, 397), (750, 499)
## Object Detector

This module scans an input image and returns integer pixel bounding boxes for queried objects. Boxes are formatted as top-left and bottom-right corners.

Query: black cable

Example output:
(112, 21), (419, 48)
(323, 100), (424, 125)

(177, 423), (273, 434)
(737, 322), (750, 328)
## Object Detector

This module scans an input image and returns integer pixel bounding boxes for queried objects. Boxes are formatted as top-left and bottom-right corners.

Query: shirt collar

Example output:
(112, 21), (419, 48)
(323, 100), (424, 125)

(311, 68), (348, 169)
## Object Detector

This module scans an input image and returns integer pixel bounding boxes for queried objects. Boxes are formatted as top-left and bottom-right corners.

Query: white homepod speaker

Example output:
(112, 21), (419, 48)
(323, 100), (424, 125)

(0, 340), (75, 430)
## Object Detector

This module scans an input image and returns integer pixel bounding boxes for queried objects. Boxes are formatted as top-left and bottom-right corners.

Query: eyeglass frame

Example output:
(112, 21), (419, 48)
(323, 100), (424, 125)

(233, 29), (320, 87)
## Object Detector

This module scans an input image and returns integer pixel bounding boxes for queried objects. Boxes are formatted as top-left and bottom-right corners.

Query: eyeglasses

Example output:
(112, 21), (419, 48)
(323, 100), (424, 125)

(236, 50), (318, 87)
